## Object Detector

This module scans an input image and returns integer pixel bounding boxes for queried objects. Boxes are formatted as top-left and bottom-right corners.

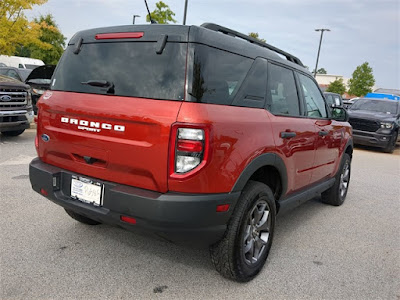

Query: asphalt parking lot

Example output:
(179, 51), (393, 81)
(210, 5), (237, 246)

(1, 129), (399, 300)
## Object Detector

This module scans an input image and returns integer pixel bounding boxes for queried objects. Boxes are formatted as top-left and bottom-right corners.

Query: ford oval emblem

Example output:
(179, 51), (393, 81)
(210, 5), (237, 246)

(0, 95), (12, 102)
(41, 134), (50, 142)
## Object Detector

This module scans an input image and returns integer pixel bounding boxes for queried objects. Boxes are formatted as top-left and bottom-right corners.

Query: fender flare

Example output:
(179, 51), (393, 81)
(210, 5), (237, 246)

(231, 153), (288, 197)
(344, 138), (353, 157)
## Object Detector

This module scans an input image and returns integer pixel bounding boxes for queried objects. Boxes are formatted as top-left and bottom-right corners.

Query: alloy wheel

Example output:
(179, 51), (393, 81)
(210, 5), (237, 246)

(243, 200), (271, 265)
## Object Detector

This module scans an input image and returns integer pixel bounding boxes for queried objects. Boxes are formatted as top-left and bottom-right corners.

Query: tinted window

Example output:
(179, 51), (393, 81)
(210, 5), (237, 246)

(52, 42), (187, 101)
(333, 95), (342, 106)
(267, 64), (300, 116)
(325, 94), (334, 106)
(189, 44), (252, 105)
(298, 74), (327, 118)
(232, 58), (268, 108)
(7, 70), (21, 81)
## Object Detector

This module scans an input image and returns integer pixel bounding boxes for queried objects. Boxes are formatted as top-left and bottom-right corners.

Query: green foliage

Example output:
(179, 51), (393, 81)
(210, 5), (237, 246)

(313, 67), (327, 74)
(16, 14), (66, 64)
(0, 0), (48, 55)
(146, 1), (176, 24)
(348, 62), (375, 96)
(248, 32), (266, 43)
(326, 78), (346, 95)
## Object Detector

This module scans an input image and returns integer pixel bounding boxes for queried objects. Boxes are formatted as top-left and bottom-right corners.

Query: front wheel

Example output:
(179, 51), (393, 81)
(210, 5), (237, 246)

(210, 181), (276, 282)
(1, 129), (25, 136)
(321, 153), (351, 206)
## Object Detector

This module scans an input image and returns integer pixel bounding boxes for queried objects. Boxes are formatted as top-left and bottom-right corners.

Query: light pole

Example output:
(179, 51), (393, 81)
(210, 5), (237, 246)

(133, 14), (140, 24)
(313, 28), (330, 77)
(183, 0), (188, 25)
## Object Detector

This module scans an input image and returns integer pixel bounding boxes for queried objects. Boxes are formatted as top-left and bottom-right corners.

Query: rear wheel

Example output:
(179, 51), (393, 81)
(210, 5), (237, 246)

(321, 153), (351, 206)
(383, 131), (398, 153)
(64, 209), (101, 225)
(1, 129), (25, 136)
(210, 181), (276, 282)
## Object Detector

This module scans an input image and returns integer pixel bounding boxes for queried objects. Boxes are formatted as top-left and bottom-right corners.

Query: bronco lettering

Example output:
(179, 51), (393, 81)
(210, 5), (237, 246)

(61, 117), (125, 132)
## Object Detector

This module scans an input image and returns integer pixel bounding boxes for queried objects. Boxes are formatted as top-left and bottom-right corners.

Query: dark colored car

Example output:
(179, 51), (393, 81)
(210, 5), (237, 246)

(324, 92), (344, 108)
(25, 65), (56, 114)
(29, 23), (352, 282)
(348, 98), (399, 153)
(0, 66), (32, 82)
(0, 75), (33, 136)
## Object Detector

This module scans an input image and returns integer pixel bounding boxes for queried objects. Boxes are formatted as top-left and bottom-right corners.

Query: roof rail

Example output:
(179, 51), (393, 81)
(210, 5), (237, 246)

(200, 23), (304, 67)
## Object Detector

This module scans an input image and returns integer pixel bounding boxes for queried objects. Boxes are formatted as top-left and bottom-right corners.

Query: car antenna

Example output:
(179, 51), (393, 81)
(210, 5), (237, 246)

(144, 0), (157, 24)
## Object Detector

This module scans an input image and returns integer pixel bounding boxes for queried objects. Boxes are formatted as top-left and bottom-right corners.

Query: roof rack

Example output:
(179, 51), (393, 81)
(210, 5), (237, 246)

(201, 23), (304, 67)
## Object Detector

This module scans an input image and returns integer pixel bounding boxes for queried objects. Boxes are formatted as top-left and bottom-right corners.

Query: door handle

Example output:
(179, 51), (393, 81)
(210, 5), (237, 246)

(280, 131), (296, 139)
(319, 130), (329, 136)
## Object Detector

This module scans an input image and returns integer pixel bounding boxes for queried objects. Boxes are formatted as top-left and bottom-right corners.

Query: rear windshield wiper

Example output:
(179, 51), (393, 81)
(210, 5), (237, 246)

(81, 80), (115, 94)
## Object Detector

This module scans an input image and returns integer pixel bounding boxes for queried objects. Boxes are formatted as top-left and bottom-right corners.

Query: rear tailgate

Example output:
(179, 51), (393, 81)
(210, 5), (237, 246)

(37, 92), (182, 193)
(36, 25), (189, 193)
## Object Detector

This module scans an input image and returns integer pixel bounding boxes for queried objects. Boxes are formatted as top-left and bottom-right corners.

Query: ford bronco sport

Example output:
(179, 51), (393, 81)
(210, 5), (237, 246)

(29, 23), (353, 282)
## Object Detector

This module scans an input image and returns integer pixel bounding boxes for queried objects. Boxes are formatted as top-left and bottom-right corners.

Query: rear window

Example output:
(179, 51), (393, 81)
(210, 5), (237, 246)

(51, 42), (187, 101)
(188, 44), (252, 105)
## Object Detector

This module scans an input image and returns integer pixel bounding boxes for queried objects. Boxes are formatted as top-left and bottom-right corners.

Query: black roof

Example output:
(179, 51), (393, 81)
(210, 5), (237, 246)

(68, 23), (309, 74)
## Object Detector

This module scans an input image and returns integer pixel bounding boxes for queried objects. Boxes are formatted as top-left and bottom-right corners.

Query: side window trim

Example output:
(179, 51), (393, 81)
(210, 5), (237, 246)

(265, 62), (302, 117)
(293, 71), (306, 116)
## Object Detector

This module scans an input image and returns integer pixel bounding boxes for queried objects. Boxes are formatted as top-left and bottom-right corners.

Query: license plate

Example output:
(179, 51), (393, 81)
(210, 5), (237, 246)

(71, 176), (103, 206)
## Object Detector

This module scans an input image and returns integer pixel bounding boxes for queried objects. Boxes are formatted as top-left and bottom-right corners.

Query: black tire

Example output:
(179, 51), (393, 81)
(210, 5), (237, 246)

(64, 209), (101, 225)
(210, 181), (276, 282)
(383, 131), (398, 153)
(1, 129), (25, 136)
(321, 153), (351, 206)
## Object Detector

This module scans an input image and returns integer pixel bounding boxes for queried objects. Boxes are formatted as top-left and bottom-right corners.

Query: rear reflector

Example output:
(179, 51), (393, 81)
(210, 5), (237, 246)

(40, 188), (48, 196)
(95, 32), (144, 40)
(177, 140), (203, 152)
(216, 204), (230, 212)
(120, 215), (137, 224)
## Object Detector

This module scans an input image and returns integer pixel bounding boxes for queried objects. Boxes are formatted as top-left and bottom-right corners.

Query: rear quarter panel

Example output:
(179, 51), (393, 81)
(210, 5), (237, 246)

(170, 102), (277, 193)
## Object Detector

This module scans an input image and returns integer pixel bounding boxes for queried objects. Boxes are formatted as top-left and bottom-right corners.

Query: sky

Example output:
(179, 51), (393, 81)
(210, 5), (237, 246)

(26, 0), (400, 89)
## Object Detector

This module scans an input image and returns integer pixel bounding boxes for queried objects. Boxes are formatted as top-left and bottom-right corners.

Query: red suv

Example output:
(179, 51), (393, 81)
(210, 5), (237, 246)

(29, 23), (353, 282)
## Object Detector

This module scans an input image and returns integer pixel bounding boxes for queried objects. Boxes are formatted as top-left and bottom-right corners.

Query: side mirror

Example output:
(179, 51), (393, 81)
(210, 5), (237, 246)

(331, 107), (348, 122)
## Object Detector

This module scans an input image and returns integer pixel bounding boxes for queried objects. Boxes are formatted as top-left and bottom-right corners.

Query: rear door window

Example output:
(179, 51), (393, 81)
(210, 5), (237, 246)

(52, 42), (187, 101)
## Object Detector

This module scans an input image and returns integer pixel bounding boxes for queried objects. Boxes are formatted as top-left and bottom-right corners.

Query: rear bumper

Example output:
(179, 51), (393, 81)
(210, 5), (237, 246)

(353, 130), (393, 148)
(29, 158), (240, 246)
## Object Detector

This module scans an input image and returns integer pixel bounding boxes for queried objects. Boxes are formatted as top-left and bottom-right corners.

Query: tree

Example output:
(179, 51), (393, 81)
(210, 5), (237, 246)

(0, 0), (49, 55)
(313, 67), (327, 74)
(248, 32), (266, 43)
(15, 14), (66, 64)
(326, 78), (346, 95)
(348, 62), (375, 96)
(146, 1), (176, 24)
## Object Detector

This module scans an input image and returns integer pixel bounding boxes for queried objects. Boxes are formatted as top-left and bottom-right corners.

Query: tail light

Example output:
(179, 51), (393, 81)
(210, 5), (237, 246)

(35, 135), (39, 155)
(169, 124), (210, 178)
